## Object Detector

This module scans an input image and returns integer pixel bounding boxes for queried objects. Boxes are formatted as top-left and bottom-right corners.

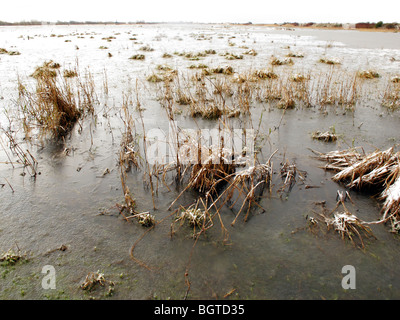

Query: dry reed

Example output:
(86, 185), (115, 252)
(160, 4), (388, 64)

(314, 147), (400, 232)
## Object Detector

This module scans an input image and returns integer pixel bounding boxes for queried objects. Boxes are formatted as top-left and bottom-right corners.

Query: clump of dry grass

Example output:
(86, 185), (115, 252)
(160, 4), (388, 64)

(139, 45), (154, 52)
(312, 130), (338, 142)
(136, 212), (156, 227)
(19, 73), (81, 138)
(318, 57), (341, 65)
(243, 49), (257, 56)
(170, 200), (216, 239)
(331, 148), (396, 189)
(31, 60), (60, 79)
(0, 48), (21, 56)
(156, 64), (174, 72)
(254, 70), (278, 80)
(278, 159), (298, 194)
(175, 203), (209, 229)
(211, 66), (234, 75)
(291, 73), (309, 82)
(80, 271), (115, 295)
(381, 172), (400, 232)
(161, 115), (275, 226)
(176, 143), (236, 195)
(317, 206), (375, 249)
(270, 56), (293, 66)
(190, 103), (224, 119)
(63, 69), (77, 78)
(18, 63), (97, 139)
(129, 54), (145, 60)
(304, 193), (376, 249)
(146, 73), (164, 83)
(80, 271), (106, 290)
(188, 64), (209, 70)
(313, 147), (400, 232)
(0, 247), (27, 266)
(357, 70), (380, 79)
(286, 52), (304, 58)
(222, 52), (243, 60)
(174, 51), (213, 60)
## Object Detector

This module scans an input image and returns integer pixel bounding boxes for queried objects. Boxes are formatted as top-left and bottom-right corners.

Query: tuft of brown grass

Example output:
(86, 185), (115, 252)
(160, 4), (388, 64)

(318, 57), (341, 65)
(312, 130), (338, 142)
(63, 69), (77, 78)
(286, 52), (304, 58)
(0, 247), (27, 266)
(357, 70), (380, 79)
(18, 64), (97, 139)
(31, 60), (60, 79)
(129, 54), (145, 60)
(19, 74), (80, 138)
(270, 56), (294, 66)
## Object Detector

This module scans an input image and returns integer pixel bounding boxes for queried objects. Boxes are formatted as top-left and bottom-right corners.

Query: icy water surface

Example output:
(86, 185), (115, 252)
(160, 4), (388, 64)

(0, 24), (400, 300)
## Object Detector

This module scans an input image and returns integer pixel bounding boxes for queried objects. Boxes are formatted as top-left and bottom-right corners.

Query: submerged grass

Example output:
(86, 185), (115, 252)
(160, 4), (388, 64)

(310, 201), (376, 249)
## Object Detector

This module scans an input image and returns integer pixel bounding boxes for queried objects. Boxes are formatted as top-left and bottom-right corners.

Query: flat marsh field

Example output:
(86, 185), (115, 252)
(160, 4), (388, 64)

(0, 23), (400, 300)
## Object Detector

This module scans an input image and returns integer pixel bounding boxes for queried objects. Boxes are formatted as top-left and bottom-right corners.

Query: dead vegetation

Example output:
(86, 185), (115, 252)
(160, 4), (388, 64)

(63, 69), (78, 78)
(18, 75), (80, 137)
(117, 97), (157, 227)
(172, 201), (212, 237)
(129, 54), (145, 60)
(313, 147), (400, 233)
(286, 52), (304, 58)
(0, 48), (21, 56)
(312, 129), (338, 142)
(18, 62), (97, 139)
(243, 49), (257, 56)
(278, 158), (299, 195)
(0, 246), (27, 265)
(307, 199), (376, 249)
(270, 56), (294, 66)
(357, 70), (380, 79)
(382, 79), (400, 109)
(31, 60), (60, 79)
(1, 129), (38, 176)
(318, 57), (341, 65)
(80, 271), (115, 295)
(139, 45), (154, 52)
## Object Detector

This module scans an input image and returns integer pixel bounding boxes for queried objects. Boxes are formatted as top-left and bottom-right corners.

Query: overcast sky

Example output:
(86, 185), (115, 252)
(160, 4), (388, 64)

(1, 0), (398, 24)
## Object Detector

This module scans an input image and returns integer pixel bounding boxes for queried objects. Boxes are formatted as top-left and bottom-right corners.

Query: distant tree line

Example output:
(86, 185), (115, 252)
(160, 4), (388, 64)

(277, 21), (399, 30)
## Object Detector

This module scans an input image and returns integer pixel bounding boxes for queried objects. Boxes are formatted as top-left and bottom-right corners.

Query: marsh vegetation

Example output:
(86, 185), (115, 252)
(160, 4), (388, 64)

(0, 23), (399, 300)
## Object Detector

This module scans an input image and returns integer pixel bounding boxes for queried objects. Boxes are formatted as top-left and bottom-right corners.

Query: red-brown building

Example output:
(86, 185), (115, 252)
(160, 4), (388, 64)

(355, 23), (375, 29)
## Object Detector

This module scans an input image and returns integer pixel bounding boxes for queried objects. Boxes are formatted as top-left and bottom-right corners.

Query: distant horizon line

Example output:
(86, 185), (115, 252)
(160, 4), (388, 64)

(0, 19), (399, 26)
